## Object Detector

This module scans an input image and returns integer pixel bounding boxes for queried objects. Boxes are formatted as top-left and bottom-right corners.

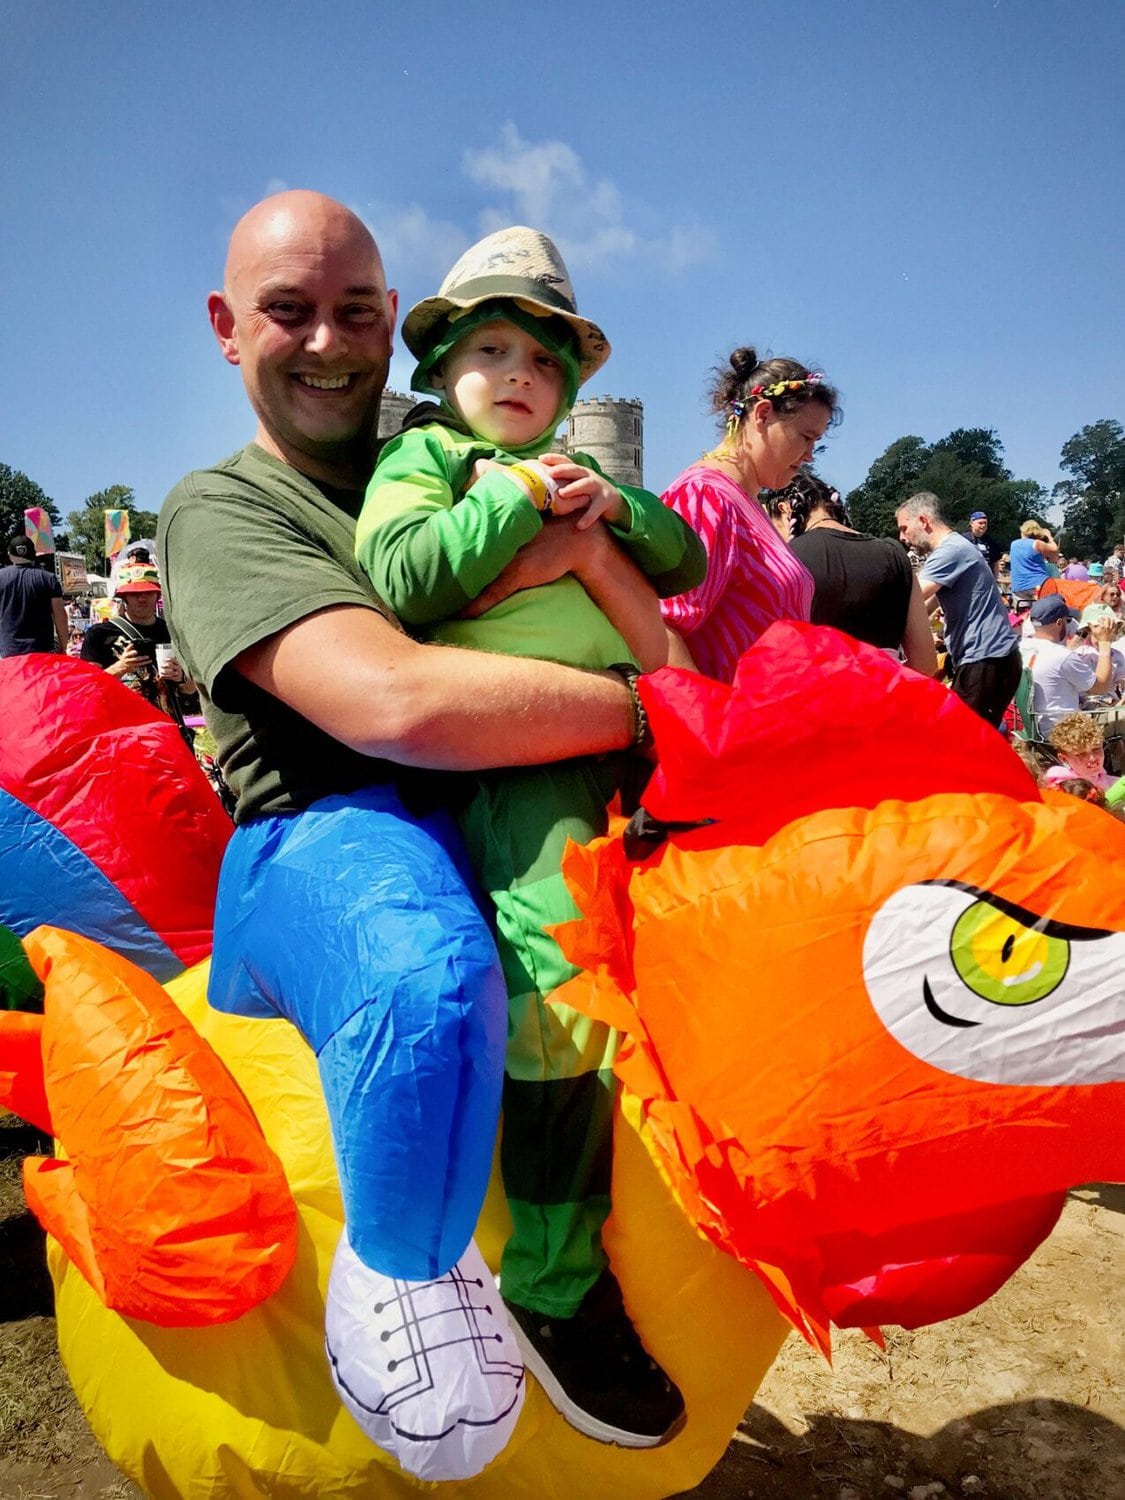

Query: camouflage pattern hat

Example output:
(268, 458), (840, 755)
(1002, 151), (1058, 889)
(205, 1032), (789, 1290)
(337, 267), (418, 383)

(403, 226), (611, 384)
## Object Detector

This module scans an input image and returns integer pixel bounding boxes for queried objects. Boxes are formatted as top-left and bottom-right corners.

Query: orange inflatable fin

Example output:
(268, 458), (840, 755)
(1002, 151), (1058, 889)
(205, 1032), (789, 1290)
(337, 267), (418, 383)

(25, 925), (298, 1326)
(0, 1011), (52, 1134)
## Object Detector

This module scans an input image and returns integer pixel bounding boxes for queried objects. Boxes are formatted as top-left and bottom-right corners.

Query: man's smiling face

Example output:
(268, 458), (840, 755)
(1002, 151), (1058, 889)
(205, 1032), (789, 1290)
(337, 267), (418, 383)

(209, 194), (398, 483)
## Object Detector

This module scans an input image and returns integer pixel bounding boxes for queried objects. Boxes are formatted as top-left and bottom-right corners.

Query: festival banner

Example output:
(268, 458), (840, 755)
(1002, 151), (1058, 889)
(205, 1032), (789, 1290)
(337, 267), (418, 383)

(104, 509), (130, 558)
(24, 507), (55, 555)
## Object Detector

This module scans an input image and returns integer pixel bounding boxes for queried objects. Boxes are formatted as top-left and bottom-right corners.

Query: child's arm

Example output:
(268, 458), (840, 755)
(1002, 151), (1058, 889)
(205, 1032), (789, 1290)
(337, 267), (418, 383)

(541, 452), (707, 599)
(356, 428), (548, 627)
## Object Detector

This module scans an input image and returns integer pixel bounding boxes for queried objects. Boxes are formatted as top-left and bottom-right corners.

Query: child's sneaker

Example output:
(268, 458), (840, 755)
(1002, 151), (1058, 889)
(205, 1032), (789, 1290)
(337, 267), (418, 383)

(326, 1231), (525, 1481)
(504, 1270), (685, 1447)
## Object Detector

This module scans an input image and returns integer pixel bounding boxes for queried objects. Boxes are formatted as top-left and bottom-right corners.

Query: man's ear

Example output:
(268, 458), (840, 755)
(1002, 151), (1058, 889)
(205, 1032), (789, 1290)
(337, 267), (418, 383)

(207, 291), (240, 366)
(429, 361), (446, 393)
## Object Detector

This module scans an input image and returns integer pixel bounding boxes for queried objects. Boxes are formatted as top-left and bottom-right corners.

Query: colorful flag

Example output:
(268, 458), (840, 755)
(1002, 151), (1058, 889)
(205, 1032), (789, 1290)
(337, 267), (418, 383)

(24, 508), (55, 555)
(104, 510), (130, 558)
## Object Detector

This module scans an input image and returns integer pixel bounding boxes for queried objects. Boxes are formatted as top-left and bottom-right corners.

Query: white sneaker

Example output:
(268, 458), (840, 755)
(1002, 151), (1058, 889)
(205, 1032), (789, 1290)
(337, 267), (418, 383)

(325, 1231), (525, 1481)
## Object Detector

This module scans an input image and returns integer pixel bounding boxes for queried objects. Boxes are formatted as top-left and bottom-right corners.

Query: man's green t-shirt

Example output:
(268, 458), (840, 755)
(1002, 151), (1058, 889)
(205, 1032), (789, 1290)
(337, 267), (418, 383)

(157, 444), (403, 823)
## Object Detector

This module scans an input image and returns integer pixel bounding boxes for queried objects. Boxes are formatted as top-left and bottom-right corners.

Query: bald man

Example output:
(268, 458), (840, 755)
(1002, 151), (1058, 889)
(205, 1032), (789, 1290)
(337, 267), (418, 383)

(157, 192), (673, 1452)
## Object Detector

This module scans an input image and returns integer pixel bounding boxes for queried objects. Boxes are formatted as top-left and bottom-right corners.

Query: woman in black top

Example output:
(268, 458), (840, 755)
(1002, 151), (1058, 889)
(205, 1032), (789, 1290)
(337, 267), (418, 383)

(772, 475), (937, 676)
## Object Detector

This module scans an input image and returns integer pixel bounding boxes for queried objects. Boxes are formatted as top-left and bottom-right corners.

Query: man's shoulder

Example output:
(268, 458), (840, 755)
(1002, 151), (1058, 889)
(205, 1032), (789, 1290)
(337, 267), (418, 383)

(940, 531), (978, 557)
(923, 531), (975, 576)
(1026, 637), (1066, 666)
(161, 445), (277, 515)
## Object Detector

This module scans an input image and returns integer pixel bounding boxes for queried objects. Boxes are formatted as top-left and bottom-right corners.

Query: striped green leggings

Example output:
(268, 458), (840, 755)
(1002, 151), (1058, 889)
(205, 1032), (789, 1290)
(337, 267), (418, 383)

(458, 754), (625, 1319)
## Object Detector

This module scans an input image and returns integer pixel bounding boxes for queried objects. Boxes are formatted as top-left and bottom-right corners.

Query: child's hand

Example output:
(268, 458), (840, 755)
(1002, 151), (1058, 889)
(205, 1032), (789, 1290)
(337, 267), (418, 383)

(539, 454), (625, 529)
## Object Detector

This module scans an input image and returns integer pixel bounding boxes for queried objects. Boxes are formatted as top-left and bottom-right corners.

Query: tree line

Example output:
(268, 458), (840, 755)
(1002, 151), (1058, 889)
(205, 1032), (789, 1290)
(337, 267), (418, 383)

(0, 469), (160, 572)
(3, 416), (1124, 570)
(845, 420), (1125, 557)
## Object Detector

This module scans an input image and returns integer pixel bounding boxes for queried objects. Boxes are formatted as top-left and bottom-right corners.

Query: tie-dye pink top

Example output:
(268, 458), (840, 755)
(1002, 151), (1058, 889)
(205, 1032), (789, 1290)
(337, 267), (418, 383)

(660, 462), (815, 683)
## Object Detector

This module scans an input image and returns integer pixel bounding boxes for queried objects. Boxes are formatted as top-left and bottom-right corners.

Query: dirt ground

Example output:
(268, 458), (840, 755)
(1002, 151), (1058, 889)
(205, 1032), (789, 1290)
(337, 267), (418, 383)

(2, 1111), (1122, 1500)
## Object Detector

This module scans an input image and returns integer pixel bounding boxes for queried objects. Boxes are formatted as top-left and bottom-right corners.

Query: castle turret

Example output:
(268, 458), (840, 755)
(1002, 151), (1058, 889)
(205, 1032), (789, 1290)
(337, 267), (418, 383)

(377, 389), (416, 441)
(564, 397), (644, 488)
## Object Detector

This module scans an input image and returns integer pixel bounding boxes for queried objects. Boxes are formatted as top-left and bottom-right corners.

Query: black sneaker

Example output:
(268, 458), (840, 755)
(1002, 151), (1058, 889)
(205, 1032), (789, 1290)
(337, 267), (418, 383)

(503, 1271), (686, 1448)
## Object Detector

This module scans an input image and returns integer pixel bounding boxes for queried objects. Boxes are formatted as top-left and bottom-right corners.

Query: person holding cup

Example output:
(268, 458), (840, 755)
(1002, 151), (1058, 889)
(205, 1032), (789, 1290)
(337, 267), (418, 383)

(81, 562), (199, 731)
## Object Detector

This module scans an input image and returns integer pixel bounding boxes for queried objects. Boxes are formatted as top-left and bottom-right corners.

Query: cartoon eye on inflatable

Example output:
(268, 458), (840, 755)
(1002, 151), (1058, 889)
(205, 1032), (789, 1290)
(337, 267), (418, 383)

(862, 880), (1125, 1087)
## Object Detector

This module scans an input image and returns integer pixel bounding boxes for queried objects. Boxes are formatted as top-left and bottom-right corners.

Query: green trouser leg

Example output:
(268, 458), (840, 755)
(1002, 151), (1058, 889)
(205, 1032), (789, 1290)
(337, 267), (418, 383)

(458, 756), (624, 1319)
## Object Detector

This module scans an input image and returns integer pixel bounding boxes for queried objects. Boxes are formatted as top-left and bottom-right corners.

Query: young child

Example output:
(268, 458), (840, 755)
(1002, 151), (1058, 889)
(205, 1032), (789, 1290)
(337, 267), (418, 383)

(1043, 712), (1116, 790)
(355, 227), (705, 1449)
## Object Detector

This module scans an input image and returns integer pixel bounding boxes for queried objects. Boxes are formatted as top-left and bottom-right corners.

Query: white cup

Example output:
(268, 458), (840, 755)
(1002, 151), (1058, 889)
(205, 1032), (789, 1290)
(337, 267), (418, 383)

(155, 644), (175, 673)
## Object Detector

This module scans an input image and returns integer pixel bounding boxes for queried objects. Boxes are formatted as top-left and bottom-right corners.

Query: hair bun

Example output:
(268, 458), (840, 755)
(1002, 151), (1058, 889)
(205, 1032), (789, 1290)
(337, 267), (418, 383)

(729, 346), (759, 379)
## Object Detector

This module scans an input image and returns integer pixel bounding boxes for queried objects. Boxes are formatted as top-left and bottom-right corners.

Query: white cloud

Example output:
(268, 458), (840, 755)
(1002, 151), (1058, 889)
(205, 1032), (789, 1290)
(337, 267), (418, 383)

(463, 122), (715, 276)
(354, 124), (714, 313)
(361, 202), (468, 285)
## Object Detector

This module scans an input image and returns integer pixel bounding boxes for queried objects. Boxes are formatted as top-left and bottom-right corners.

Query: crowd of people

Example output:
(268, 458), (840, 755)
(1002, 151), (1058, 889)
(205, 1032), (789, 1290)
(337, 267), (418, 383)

(2, 188), (1123, 1464)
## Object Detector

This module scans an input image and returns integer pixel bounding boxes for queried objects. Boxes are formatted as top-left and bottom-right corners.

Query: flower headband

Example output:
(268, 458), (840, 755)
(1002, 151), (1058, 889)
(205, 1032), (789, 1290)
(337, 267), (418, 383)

(727, 372), (825, 418)
(749, 372), (825, 400)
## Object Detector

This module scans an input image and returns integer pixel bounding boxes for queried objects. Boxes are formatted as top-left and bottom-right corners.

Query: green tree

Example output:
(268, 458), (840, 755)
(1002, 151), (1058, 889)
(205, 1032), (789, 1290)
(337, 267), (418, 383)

(846, 428), (1044, 547)
(65, 486), (160, 572)
(1053, 421), (1125, 559)
(930, 428), (1011, 482)
(846, 435), (929, 537)
(0, 464), (62, 547)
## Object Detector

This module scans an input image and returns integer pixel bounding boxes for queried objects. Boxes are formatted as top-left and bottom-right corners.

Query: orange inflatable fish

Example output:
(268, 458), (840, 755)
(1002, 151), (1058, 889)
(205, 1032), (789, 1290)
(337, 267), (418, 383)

(555, 623), (1125, 1353)
(0, 926), (298, 1326)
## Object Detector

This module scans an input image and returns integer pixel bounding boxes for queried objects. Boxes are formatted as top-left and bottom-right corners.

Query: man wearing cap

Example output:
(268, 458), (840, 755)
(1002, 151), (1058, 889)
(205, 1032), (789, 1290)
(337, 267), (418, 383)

(0, 534), (67, 657)
(897, 492), (1021, 727)
(157, 192), (662, 1460)
(1019, 595), (1117, 735)
(965, 511), (1004, 580)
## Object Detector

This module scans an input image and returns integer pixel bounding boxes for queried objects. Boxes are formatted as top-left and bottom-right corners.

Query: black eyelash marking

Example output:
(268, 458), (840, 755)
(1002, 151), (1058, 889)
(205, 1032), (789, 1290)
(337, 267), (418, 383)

(923, 879), (1113, 944)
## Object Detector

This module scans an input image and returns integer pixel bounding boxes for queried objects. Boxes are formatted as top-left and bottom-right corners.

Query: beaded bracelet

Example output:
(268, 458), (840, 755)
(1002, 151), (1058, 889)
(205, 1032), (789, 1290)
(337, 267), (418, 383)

(606, 662), (653, 753)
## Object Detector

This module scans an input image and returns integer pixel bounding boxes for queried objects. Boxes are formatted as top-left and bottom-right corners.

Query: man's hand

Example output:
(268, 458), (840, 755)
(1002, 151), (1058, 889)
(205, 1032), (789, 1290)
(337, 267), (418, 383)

(459, 514), (616, 618)
(107, 644), (148, 678)
(538, 454), (625, 529)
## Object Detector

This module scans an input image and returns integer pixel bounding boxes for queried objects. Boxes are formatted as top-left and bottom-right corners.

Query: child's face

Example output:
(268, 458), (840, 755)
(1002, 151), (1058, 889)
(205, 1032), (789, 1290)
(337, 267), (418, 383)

(1061, 747), (1105, 781)
(432, 319), (566, 448)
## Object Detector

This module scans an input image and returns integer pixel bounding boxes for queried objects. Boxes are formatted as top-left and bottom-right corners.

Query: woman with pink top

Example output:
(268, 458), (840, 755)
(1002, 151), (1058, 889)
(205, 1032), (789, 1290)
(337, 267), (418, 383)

(661, 347), (839, 682)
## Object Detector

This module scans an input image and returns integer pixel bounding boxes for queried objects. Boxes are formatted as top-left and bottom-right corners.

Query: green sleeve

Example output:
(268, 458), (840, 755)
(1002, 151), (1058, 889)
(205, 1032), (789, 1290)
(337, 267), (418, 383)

(355, 426), (544, 627)
(571, 452), (708, 598)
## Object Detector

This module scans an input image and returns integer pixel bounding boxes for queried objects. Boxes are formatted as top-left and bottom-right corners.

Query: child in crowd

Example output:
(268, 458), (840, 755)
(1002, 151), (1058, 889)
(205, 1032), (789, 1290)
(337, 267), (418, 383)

(1051, 776), (1109, 808)
(355, 227), (705, 1449)
(1043, 712), (1116, 791)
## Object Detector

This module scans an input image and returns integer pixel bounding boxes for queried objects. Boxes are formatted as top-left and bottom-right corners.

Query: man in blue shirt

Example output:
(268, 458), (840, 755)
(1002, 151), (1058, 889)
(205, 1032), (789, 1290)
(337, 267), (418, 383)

(0, 535), (66, 657)
(897, 492), (1020, 728)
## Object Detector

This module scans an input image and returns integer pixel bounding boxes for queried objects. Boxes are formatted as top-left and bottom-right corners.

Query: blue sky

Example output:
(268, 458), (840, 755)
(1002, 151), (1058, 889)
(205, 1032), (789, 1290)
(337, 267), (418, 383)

(2, 1), (1122, 523)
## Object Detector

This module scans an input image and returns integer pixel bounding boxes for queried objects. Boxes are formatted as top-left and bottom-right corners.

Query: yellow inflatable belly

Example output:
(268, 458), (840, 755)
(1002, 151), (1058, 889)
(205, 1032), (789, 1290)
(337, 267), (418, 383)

(52, 959), (788, 1498)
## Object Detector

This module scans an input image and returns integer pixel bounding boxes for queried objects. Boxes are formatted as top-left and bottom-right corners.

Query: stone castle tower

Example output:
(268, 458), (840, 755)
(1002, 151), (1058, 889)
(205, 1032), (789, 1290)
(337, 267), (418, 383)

(377, 389), (417, 440)
(564, 397), (644, 488)
(377, 391), (645, 488)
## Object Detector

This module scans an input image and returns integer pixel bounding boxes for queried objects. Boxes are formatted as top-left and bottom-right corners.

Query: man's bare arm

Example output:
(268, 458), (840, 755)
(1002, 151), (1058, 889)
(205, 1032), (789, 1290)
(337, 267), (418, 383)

(52, 598), (68, 653)
(461, 513), (672, 671)
(235, 607), (634, 770)
(919, 576), (942, 616)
